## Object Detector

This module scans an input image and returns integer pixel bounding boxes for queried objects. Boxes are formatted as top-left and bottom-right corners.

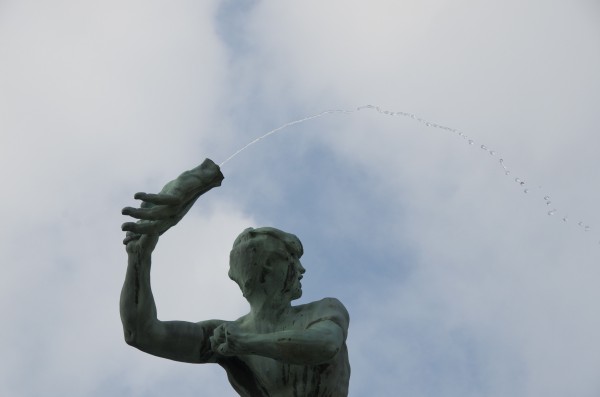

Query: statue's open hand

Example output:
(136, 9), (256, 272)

(210, 322), (247, 356)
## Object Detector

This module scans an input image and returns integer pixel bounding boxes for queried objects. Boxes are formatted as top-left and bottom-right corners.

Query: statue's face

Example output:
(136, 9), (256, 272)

(229, 230), (305, 302)
(262, 241), (306, 301)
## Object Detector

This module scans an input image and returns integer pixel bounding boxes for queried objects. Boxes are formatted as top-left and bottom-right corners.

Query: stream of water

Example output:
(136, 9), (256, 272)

(219, 104), (597, 245)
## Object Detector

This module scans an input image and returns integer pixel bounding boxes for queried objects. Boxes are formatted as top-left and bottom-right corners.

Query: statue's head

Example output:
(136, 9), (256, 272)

(229, 227), (305, 302)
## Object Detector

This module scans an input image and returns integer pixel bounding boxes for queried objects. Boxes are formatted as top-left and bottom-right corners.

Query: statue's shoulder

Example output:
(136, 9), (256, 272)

(313, 297), (347, 311)
(298, 297), (347, 312)
(296, 297), (350, 333)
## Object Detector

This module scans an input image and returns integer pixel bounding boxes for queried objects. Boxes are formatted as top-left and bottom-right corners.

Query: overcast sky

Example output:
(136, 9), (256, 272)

(1, 1), (600, 396)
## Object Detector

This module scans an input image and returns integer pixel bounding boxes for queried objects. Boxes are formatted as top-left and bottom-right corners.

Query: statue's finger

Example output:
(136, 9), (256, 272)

(121, 221), (158, 234)
(134, 192), (181, 206)
(123, 232), (141, 245)
(122, 206), (176, 220)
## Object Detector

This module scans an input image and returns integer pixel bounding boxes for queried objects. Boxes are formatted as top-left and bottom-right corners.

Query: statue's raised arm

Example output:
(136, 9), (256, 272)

(119, 158), (224, 364)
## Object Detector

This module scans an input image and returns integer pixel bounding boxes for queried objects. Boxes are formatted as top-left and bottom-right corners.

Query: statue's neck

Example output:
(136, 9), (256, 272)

(247, 295), (291, 325)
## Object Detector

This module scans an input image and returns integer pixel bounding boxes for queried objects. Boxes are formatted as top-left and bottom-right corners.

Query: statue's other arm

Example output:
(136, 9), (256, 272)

(211, 298), (349, 365)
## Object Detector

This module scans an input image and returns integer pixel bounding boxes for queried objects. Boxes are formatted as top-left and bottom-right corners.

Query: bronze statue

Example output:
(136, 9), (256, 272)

(120, 159), (350, 396)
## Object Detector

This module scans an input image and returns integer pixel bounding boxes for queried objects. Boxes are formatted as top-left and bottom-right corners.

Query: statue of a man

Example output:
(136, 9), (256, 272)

(120, 159), (350, 397)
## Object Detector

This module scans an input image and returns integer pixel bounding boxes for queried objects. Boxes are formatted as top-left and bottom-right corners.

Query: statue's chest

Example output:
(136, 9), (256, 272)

(240, 355), (316, 395)
(242, 355), (285, 383)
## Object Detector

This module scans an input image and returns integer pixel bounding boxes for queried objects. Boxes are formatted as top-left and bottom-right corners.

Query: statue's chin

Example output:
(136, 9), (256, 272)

(292, 289), (302, 300)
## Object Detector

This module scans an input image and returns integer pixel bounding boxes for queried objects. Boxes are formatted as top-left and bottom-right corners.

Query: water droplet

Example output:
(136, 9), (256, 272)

(548, 209), (557, 216)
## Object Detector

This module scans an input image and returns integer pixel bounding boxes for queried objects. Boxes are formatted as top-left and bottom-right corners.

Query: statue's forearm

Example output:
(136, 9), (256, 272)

(120, 237), (159, 344)
(241, 323), (344, 365)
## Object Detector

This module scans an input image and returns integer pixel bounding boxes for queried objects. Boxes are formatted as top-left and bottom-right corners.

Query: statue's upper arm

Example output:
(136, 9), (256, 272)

(133, 319), (223, 364)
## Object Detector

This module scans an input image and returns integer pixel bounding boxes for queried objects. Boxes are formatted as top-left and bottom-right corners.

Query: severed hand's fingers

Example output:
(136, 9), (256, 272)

(122, 205), (178, 221)
(121, 221), (160, 234)
(123, 231), (141, 245)
(134, 192), (182, 206)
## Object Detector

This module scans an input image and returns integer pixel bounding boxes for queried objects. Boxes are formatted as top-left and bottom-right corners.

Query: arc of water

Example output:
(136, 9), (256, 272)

(218, 108), (354, 167)
(219, 104), (478, 167)
(218, 104), (596, 245)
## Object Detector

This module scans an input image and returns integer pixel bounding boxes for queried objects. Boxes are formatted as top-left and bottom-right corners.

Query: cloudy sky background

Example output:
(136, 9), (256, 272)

(1, 1), (600, 396)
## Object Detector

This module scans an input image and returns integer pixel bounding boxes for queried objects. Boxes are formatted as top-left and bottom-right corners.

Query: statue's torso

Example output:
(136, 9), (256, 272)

(218, 299), (350, 397)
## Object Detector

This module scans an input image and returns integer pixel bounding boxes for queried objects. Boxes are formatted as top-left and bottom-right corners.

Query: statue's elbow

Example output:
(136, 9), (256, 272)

(120, 312), (147, 347)
(122, 322), (157, 350)
(123, 325), (148, 349)
(322, 341), (341, 360)
(123, 327), (138, 346)
(120, 314), (138, 346)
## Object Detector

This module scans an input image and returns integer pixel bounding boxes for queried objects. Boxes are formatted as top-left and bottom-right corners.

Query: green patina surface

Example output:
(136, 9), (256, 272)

(120, 159), (350, 396)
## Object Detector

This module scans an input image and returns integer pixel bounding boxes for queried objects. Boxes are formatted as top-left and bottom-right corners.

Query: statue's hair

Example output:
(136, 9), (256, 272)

(229, 227), (303, 297)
